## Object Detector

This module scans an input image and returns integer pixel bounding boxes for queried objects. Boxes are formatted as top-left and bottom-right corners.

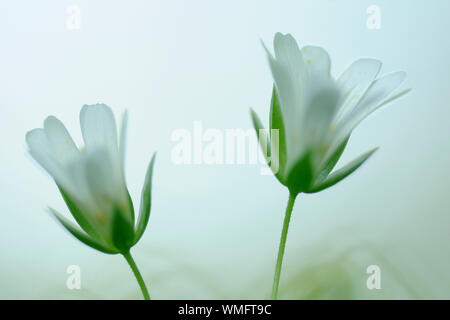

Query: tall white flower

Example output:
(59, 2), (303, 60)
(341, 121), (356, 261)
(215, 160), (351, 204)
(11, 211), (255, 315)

(26, 104), (155, 255)
(251, 33), (409, 194)
(252, 33), (411, 300)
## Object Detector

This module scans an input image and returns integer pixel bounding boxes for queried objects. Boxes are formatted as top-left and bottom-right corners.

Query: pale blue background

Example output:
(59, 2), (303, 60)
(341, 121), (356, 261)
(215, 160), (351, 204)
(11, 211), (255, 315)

(1, 0), (449, 299)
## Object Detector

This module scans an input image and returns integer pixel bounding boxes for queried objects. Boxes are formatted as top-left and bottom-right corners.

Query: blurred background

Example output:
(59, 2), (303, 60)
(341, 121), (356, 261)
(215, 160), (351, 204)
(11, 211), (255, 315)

(1, 0), (449, 299)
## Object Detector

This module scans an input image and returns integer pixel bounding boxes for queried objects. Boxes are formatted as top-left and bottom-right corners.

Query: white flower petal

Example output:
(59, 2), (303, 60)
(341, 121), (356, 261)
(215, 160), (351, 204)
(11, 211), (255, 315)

(83, 148), (129, 221)
(324, 71), (407, 164)
(302, 76), (341, 168)
(269, 34), (306, 116)
(85, 149), (117, 202)
(26, 128), (51, 156)
(26, 128), (73, 192)
(373, 88), (411, 111)
(264, 34), (308, 166)
(43, 116), (79, 164)
(301, 45), (331, 76)
(335, 58), (382, 121)
(26, 128), (59, 172)
(273, 33), (307, 80)
(79, 105), (127, 211)
(351, 71), (407, 125)
(80, 104), (118, 153)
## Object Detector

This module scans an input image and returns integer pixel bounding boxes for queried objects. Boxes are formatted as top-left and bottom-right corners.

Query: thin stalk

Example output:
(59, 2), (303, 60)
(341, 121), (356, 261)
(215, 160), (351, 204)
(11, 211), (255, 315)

(123, 251), (150, 300)
(271, 192), (297, 299)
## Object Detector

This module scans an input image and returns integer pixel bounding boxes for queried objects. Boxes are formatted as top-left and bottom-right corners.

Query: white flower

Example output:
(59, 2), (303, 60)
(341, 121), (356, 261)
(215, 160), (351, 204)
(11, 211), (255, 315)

(252, 33), (409, 194)
(26, 104), (155, 253)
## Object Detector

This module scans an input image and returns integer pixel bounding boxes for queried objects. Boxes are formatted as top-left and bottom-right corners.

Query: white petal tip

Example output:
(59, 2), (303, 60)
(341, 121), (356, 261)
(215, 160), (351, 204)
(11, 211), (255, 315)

(43, 115), (61, 128)
(386, 71), (407, 87)
(82, 103), (110, 109)
(353, 58), (382, 74)
(25, 128), (45, 147)
(273, 32), (296, 47)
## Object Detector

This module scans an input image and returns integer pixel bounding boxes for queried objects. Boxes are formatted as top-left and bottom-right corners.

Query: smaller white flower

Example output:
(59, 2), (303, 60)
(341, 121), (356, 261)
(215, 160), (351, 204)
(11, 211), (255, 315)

(26, 104), (155, 253)
(252, 33), (410, 194)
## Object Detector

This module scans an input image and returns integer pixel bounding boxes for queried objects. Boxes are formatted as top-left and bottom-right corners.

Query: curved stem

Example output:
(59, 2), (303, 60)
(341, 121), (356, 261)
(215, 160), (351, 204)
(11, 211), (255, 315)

(271, 192), (297, 300)
(123, 251), (151, 300)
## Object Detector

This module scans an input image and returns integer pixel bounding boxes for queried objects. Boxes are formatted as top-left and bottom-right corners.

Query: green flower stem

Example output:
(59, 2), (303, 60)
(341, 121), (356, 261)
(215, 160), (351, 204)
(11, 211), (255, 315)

(123, 251), (150, 300)
(271, 192), (298, 300)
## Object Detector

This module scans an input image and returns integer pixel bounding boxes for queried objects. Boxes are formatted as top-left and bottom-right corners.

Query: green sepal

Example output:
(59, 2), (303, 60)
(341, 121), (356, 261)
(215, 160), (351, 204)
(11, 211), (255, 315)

(269, 87), (287, 183)
(49, 207), (118, 254)
(306, 147), (378, 193)
(316, 136), (350, 182)
(57, 185), (100, 240)
(250, 107), (284, 182)
(111, 206), (135, 253)
(285, 152), (314, 195)
(133, 152), (156, 245)
(250, 108), (270, 163)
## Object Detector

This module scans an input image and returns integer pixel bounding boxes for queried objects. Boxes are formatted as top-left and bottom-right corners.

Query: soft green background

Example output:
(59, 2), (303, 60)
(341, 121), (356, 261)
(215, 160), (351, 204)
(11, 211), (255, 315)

(1, 0), (449, 299)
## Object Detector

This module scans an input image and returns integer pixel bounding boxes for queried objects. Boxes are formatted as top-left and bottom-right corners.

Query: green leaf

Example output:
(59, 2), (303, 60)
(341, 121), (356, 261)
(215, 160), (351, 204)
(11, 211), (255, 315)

(286, 152), (314, 195)
(57, 185), (100, 240)
(250, 108), (270, 163)
(269, 87), (287, 182)
(49, 207), (118, 254)
(306, 148), (378, 193)
(316, 136), (350, 182)
(134, 152), (156, 245)
(111, 206), (135, 253)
